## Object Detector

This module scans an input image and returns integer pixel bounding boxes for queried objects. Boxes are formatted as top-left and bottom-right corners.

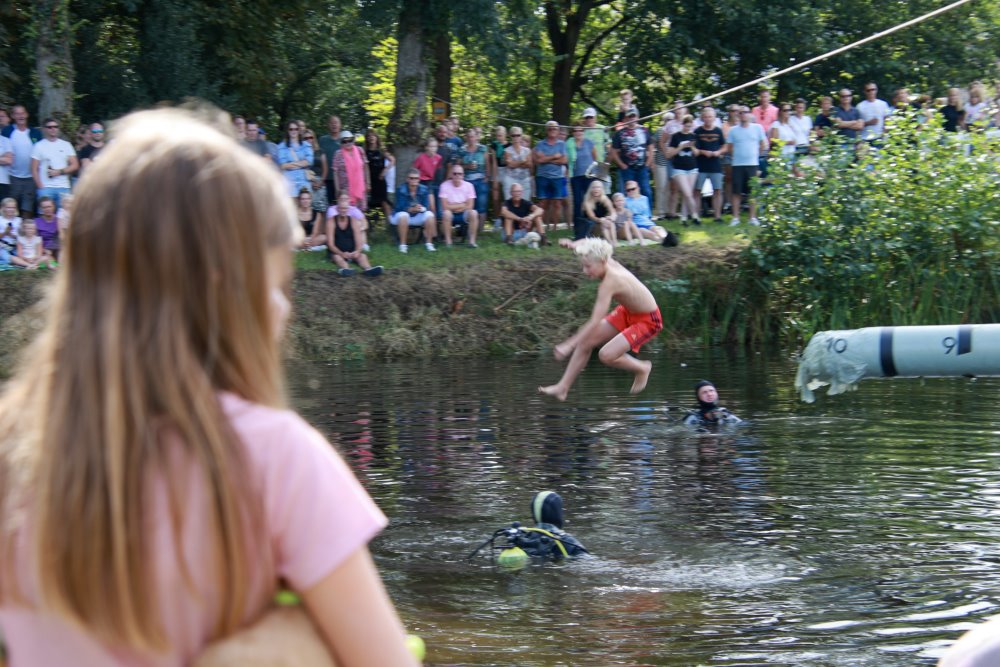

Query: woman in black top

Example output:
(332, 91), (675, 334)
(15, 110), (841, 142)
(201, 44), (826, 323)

(296, 189), (325, 250)
(582, 180), (617, 243)
(365, 129), (394, 220)
(666, 115), (701, 225)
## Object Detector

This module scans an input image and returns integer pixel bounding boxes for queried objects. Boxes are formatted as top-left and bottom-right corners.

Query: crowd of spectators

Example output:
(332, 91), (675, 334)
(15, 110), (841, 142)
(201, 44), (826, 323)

(1, 80), (996, 269)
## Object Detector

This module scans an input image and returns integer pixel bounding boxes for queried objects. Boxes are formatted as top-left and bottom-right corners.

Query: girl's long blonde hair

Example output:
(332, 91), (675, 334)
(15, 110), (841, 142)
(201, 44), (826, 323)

(0, 107), (297, 650)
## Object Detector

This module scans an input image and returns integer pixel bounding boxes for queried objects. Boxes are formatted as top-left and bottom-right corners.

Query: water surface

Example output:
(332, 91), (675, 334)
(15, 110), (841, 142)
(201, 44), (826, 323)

(289, 350), (1000, 666)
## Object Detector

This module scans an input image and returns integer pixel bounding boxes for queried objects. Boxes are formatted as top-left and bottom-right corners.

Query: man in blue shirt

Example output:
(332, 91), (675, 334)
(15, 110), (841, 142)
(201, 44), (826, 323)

(725, 108), (767, 227)
(834, 89), (865, 140)
(392, 168), (438, 253)
(533, 120), (568, 233)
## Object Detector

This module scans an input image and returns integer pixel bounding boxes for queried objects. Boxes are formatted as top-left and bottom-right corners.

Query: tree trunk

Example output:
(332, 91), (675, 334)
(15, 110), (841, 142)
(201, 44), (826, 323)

(34, 0), (74, 125)
(432, 32), (452, 123)
(544, 1), (589, 125)
(387, 0), (430, 191)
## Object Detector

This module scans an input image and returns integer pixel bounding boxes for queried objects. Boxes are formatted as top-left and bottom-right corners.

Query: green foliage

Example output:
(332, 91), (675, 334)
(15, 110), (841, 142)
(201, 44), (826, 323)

(747, 115), (1000, 345)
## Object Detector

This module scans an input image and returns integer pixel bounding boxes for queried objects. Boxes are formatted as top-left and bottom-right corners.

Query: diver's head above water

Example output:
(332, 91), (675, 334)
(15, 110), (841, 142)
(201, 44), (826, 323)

(531, 491), (564, 529)
(694, 380), (718, 410)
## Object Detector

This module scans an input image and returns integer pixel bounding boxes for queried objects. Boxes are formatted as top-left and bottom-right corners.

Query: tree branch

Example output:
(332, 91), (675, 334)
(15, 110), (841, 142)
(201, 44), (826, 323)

(571, 11), (632, 87)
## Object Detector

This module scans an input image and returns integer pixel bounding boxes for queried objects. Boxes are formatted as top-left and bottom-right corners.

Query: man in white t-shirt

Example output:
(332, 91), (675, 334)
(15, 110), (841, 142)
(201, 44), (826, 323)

(31, 118), (78, 208)
(1, 105), (43, 218)
(856, 82), (892, 142)
(0, 134), (12, 202)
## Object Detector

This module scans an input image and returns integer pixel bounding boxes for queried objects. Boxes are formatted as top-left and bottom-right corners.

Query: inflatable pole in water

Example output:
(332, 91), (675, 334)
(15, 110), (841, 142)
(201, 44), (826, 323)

(795, 324), (1000, 402)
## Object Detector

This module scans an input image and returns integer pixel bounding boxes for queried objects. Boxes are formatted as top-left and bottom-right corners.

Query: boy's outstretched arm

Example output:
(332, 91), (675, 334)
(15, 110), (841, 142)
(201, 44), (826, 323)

(553, 280), (614, 359)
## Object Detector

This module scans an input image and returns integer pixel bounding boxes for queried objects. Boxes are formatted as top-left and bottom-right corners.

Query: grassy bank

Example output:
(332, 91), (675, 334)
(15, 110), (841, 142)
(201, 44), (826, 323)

(0, 221), (752, 370)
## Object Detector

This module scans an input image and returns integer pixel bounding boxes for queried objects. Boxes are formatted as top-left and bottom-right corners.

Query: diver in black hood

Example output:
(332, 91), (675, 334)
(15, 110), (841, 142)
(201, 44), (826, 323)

(683, 380), (743, 426)
(469, 491), (588, 564)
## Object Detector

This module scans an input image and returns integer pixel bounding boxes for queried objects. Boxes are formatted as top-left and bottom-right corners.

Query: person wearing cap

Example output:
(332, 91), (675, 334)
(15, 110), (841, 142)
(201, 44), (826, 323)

(533, 120), (569, 234)
(332, 129), (370, 210)
(610, 107), (653, 203)
(581, 108), (608, 162)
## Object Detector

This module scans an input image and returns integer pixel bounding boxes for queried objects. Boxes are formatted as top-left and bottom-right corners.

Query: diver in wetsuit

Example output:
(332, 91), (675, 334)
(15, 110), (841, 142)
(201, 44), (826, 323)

(682, 379), (743, 426)
(469, 491), (588, 563)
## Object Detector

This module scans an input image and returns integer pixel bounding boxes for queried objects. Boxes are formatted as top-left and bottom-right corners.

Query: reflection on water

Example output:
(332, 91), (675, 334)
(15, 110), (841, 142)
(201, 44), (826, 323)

(289, 350), (1000, 666)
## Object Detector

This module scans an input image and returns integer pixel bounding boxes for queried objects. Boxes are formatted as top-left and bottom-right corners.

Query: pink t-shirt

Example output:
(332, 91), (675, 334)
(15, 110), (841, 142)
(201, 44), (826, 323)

(751, 103), (779, 134)
(0, 393), (386, 667)
(324, 204), (364, 221)
(437, 179), (475, 206)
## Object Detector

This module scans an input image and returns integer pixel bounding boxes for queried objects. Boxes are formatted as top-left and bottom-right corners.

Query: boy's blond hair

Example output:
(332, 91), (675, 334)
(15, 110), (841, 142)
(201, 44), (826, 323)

(574, 237), (613, 262)
(0, 198), (16, 210)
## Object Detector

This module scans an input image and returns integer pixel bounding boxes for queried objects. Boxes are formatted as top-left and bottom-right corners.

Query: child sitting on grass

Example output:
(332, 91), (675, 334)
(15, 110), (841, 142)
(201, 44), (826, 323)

(539, 237), (662, 400)
(327, 202), (383, 277)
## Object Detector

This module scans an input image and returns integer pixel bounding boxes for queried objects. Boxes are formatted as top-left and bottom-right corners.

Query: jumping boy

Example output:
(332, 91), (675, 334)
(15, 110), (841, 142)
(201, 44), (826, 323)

(539, 237), (662, 400)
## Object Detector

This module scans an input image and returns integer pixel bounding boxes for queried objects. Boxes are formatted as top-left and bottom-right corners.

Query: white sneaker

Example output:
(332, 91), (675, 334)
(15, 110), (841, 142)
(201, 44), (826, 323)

(749, 217), (761, 226)
(398, 244), (408, 253)
(425, 242), (436, 252)
(630, 238), (641, 246)
(362, 243), (371, 252)
(309, 244), (326, 252)
(729, 217), (741, 227)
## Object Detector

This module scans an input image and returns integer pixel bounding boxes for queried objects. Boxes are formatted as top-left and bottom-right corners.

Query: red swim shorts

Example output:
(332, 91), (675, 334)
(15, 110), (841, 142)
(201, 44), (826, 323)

(605, 305), (663, 353)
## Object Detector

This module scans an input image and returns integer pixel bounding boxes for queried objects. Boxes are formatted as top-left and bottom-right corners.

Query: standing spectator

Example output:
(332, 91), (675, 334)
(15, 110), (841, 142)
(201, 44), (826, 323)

(444, 116), (463, 151)
(2, 105), (42, 219)
(534, 120), (569, 234)
(616, 88), (638, 125)
(502, 127), (533, 200)
(610, 107), (653, 203)
(721, 104), (741, 213)
(31, 118), (78, 209)
(392, 168), (437, 253)
(433, 124), (455, 179)
(0, 107), (10, 129)
(276, 120), (313, 201)
(413, 137), (443, 199)
(857, 82), (892, 141)
(652, 112), (674, 220)
(318, 115), (342, 201)
(242, 120), (272, 161)
(456, 128), (491, 219)
(333, 130), (369, 210)
(665, 115), (700, 226)
(581, 107), (608, 162)
(966, 83), (987, 125)
(768, 104), (798, 164)
(694, 107), (726, 222)
(232, 115), (246, 140)
(489, 125), (508, 228)
(787, 99), (814, 153)
(940, 87), (965, 132)
(76, 122), (105, 180)
(364, 129), (393, 220)
(0, 131), (11, 202)
(814, 96), (836, 138)
(438, 165), (480, 247)
(833, 89), (864, 139)
(566, 124), (597, 240)
(751, 89), (779, 135)
(301, 129), (329, 213)
(726, 109), (767, 227)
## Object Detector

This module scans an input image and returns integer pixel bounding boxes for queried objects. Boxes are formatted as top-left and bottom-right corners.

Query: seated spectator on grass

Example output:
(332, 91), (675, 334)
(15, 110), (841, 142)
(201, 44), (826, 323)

(56, 193), (73, 247)
(438, 165), (480, 248)
(582, 179), (616, 244)
(611, 192), (643, 245)
(327, 206), (383, 277)
(296, 189), (327, 251)
(624, 180), (667, 243)
(34, 195), (61, 260)
(0, 197), (19, 255)
(11, 219), (55, 269)
(392, 168), (437, 253)
(327, 193), (369, 253)
(500, 183), (544, 245)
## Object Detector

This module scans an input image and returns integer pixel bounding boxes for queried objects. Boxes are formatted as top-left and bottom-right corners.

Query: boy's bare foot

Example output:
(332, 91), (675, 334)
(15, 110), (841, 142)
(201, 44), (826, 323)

(630, 360), (652, 394)
(553, 343), (573, 361)
(538, 384), (568, 401)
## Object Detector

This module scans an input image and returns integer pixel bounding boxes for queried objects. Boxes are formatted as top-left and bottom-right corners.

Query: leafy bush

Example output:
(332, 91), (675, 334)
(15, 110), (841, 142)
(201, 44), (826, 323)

(745, 112), (1000, 346)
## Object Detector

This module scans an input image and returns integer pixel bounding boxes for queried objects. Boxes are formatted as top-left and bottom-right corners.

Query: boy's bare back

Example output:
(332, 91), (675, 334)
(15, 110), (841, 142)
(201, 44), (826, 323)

(601, 259), (658, 313)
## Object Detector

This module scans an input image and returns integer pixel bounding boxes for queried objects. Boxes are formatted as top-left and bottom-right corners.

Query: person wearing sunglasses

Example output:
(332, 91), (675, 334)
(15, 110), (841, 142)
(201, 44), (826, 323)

(857, 82), (892, 142)
(438, 166), (480, 247)
(277, 121), (313, 203)
(31, 118), (78, 210)
(77, 122), (105, 180)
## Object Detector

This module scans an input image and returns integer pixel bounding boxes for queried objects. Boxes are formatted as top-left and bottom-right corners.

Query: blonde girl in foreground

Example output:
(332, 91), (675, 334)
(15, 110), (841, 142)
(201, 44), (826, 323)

(0, 108), (418, 666)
